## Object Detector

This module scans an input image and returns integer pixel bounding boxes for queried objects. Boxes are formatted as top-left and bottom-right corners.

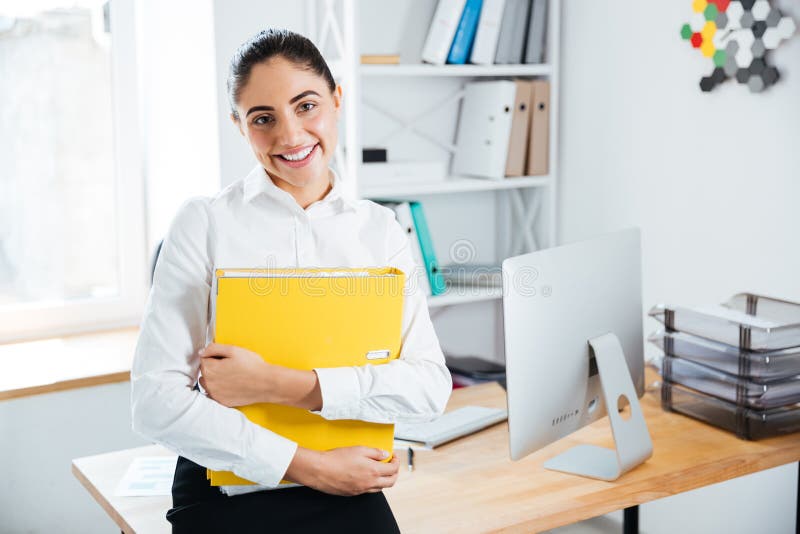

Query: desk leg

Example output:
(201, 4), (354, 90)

(623, 506), (639, 534)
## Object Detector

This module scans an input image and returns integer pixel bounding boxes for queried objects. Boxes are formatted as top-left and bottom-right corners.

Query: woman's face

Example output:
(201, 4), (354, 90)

(233, 56), (342, 191)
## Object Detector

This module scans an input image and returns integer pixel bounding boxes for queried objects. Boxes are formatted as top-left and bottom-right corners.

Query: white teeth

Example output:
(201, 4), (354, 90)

(280, 145), (314, 161)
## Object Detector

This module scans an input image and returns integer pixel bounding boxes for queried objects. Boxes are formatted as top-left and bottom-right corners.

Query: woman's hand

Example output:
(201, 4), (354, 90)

(199, 343), (272, 407)
(199, 343), (323, 410)
(285, 446), (400, 496)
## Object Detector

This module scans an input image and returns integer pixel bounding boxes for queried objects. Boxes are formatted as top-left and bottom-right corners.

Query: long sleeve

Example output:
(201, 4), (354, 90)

(130, 198), (297, 488)
(313, 212), (453, 424)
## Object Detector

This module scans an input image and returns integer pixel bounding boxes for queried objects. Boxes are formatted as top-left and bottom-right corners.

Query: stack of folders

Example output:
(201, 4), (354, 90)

(378, 201), (446, 297)
(445, 354), (506, 388)
(421, 0), (549, 65)
(207, 267), (406, 487)
(440, 263), (503, 288)
(452, 79), (549, 179)
(649, 293), (800, 440)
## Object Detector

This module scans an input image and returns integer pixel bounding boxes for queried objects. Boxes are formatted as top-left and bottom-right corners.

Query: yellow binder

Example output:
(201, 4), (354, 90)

(207, 267), (405, 486)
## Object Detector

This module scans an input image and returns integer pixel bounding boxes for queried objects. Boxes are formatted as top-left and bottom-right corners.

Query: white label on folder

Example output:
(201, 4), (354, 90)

(366, 350), (390, 360)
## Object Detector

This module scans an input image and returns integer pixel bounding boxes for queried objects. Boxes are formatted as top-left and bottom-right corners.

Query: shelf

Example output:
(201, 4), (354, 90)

(428, 286), (503, 308)
(360, 64), (552, 77)
(360, 175), (551, 198)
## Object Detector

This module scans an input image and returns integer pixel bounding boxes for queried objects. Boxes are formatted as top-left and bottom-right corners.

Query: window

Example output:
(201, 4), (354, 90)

(0, 0), (146, 342)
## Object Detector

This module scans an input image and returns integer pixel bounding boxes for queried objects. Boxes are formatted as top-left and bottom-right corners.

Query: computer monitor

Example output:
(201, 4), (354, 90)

(502, 228), (653, 481)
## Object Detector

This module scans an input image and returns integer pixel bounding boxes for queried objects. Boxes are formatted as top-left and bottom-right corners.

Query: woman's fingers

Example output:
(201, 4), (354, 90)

(373, 454), (400, 477)
(362, 447), (391, 461)
(368, 471), (400, 492)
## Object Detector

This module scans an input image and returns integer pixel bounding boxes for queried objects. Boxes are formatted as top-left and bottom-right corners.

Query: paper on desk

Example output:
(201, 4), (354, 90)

(115, 456), (178, 497)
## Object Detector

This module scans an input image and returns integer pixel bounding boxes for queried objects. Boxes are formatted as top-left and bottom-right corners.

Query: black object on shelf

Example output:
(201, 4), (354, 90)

(446, 354), (506, 389)
(362, 147), (387, 163)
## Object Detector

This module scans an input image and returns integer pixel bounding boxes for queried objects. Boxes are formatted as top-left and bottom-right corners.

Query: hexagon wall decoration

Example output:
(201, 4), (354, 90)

(680, 0), (796, 92)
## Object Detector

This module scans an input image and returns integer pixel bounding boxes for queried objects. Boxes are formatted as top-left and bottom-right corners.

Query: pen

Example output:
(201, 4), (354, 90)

(407, 447), (414, 472)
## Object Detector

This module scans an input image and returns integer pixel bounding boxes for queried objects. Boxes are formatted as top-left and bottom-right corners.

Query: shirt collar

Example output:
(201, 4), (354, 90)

(242, 165), (358, 213)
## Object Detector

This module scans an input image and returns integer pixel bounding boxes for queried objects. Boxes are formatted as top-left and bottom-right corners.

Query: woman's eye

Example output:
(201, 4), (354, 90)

(254, 116), (273, 126)
(300, 102), (316, 112)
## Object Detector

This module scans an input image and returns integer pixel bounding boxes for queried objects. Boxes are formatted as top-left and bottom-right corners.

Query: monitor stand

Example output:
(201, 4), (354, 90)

(543, 333), (653, 481)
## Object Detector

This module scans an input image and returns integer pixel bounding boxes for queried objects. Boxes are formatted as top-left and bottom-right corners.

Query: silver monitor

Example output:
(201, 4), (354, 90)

(502, 228), (652, 480)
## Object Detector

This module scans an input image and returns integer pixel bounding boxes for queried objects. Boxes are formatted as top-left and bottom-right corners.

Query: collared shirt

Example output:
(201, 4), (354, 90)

(131, 165), (452, 488)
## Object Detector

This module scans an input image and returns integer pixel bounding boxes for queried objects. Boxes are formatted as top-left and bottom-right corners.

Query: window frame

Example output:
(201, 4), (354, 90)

(0, 0), (148, 343)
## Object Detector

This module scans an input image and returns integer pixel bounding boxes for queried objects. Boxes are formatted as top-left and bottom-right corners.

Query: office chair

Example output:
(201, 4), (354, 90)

(150, 240), (163, 286)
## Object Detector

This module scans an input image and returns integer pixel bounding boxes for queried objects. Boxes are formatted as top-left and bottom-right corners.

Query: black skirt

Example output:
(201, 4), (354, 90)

(167, 456), (401, 534)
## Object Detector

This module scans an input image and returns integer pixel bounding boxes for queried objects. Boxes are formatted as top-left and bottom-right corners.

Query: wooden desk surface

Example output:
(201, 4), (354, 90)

(73, 373), (800, 534)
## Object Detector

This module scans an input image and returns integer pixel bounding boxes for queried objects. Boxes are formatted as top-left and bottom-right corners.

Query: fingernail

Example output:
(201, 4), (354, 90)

(198, 348), (205, 355)
(381, 450), (389, 459)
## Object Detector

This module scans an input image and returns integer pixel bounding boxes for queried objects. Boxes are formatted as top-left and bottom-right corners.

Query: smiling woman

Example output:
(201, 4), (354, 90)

(231, 57), (342, 208)
(129, 28), (452, 533)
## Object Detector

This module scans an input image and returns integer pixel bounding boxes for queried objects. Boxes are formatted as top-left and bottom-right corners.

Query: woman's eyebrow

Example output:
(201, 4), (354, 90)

(245, 90), (322, 117)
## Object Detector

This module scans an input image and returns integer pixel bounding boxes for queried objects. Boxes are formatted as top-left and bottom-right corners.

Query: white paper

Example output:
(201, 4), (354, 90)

(219, 482), (301, 496)
(115, 456), (178, 497)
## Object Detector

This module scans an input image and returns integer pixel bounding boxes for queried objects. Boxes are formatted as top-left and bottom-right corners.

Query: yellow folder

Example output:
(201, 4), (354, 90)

(206, 267), (405, 486)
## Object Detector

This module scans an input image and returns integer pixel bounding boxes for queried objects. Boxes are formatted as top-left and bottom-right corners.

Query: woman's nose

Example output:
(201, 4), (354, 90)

(275, 116), (305, 147)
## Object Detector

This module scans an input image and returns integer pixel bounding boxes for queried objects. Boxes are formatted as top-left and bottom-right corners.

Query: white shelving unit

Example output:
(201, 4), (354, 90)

(360, 64), (552, 77)
(427, 286), (502, 309)
(307, 0), (560, 313)
(361, 175), (551, 198)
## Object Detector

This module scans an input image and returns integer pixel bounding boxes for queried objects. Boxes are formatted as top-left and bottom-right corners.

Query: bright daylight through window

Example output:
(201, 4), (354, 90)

(0, 0), (145, 342)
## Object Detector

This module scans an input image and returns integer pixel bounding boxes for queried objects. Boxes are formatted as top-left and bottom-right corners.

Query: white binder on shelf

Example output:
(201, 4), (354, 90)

(421, 0), (468, 65)
(452, 80), (517, 180)
(469, 0), (507, 65)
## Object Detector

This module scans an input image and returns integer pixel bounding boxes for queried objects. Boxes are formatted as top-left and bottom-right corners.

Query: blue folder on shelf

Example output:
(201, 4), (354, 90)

(409, 201), (447, 296)
(447, 0), (484, 65)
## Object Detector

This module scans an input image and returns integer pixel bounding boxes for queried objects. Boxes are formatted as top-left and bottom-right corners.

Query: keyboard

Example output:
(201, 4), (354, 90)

(394, 406), (508, 448)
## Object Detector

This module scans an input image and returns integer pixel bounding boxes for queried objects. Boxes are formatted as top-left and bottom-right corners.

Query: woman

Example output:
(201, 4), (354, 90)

(130, 28), (452, 532)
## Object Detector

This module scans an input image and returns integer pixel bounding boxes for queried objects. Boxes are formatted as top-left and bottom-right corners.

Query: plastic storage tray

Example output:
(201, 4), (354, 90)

(649, 330), (800, 381)
(661, 381), (800, 440)
(649, 293), (800, 351)
(657, 354), (800, 410)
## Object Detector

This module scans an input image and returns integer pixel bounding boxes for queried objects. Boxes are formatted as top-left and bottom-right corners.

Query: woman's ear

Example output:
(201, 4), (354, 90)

(230, 113), (245, 136)
(333, 85), (343, 118)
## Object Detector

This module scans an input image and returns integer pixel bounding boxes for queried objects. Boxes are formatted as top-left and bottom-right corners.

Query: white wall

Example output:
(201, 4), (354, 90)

(213, 0), (309, 186)
(559, 0), (800, 308)
(138, 0), (220, 253)
(0, 382), (149, 534)
(558, 1), (800, 533)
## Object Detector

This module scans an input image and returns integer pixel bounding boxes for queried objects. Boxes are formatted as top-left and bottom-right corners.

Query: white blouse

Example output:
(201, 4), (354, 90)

(130, 165), (452, 488)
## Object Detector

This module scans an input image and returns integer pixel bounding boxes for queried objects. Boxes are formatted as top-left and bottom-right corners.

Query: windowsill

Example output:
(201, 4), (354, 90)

(0, 327), (139, 401)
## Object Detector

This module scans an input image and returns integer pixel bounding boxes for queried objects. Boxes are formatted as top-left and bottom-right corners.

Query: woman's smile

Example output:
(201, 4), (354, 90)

(273, 143), (320, 168)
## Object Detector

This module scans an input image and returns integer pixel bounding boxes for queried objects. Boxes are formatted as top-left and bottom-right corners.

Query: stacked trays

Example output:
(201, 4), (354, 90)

(649, 293), (800, 439)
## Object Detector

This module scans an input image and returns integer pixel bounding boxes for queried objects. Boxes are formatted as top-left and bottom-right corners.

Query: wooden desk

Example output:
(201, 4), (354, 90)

(73, 375), (800, 533)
